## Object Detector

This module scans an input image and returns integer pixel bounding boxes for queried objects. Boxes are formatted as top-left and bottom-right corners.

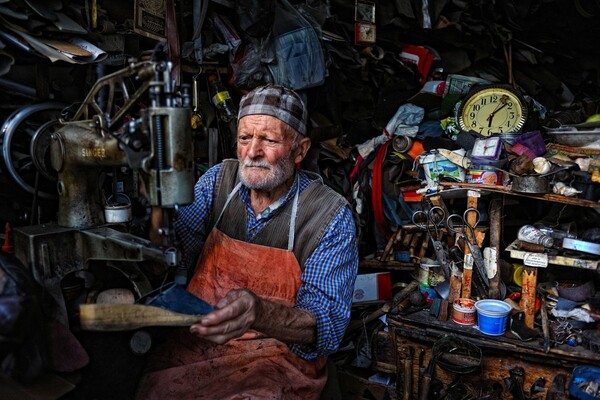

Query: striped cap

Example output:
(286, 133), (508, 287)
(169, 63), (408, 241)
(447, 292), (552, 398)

(238, 84), (307, 136)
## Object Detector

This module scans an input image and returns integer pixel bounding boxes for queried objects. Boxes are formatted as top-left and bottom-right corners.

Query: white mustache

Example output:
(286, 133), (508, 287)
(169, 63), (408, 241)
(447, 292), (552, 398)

(242, 159), (272, 168)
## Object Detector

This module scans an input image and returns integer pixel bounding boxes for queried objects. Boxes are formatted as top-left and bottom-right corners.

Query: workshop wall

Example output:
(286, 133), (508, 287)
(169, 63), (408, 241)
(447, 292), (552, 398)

(1, 0), (600, 398)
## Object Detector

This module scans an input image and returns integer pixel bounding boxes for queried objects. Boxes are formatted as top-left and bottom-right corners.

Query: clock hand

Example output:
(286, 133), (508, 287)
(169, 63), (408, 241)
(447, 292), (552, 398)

(486, 98), (509, 126)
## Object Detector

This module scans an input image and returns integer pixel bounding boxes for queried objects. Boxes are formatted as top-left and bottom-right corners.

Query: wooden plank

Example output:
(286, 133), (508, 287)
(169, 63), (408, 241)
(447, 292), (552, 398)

(439, 182), (600, 208)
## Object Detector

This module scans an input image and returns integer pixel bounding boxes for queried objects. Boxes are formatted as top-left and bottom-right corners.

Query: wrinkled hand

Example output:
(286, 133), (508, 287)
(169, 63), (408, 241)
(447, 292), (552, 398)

(189, 289), (262, 344)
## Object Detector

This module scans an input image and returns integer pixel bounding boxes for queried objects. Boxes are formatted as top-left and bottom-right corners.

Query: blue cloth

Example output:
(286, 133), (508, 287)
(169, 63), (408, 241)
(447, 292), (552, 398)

(175, 163), (358, 360)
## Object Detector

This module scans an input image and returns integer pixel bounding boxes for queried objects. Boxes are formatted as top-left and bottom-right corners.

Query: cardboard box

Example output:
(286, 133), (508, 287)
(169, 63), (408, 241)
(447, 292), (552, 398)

(352, 272), (392, 303)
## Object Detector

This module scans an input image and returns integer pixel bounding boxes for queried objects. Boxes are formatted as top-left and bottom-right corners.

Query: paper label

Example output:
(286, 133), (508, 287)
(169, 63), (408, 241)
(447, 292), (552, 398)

(483, 247), (498, 279)
(464, 253), (473, 270)
(467, 190), (481, 198)
(523, 252), (548, 268)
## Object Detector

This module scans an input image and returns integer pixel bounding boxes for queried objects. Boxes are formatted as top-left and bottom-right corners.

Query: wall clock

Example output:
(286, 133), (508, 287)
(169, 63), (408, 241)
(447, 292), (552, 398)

(457, 85), (528, 136)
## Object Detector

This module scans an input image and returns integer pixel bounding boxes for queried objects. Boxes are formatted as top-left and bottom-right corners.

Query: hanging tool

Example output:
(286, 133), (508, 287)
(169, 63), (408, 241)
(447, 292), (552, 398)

(417, 348), (425, 400)
(412, 206), (451, 277)
(538, 286), (551, 353)
(419, 354), (436, 400)
(505, 366), (527, 400)
(446, 208), (489, 289)
(190, 73), (204, 130)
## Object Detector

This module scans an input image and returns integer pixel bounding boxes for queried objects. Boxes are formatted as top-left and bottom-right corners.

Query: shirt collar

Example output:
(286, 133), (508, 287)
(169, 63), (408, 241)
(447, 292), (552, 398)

(238, 172), (300, 220)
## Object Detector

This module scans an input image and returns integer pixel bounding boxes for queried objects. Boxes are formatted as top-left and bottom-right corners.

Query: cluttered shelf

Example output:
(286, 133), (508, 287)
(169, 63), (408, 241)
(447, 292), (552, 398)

(387, 309), (600, 367)
(438, 182), (600, 208)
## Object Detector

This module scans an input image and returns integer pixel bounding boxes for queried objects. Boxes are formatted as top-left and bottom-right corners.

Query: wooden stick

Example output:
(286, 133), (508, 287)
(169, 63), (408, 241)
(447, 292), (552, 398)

(418, 233), (430, 259)
(409, 232), (423, 258)
(380, 229), (403, 261)
(461, 195), (480, 298)
(520, 266), (538, 328)
(488, 198), (502, 299)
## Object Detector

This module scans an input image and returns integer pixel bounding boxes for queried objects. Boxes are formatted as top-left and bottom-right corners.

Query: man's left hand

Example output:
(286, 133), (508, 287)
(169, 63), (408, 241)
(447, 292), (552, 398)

(189, 289), (262, 344)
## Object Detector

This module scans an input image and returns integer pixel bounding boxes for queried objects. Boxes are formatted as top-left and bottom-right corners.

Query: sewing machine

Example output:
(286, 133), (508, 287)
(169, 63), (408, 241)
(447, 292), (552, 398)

(12, 60), (194, 328)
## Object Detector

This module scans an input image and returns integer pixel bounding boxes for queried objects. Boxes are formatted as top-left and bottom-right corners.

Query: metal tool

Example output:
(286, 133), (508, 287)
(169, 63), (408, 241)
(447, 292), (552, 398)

(412, 206), (451, 277)
(562, 237), (600, 255)
(446, 208), (489, 288)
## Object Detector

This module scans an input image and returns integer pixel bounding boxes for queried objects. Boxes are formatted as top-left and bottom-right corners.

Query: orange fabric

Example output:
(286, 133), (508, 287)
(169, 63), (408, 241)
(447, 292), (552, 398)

(136, 228), (327, 400)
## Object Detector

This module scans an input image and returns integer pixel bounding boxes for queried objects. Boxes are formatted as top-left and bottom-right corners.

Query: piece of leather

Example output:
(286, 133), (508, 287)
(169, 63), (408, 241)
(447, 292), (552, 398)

(142, 282), (213, 316)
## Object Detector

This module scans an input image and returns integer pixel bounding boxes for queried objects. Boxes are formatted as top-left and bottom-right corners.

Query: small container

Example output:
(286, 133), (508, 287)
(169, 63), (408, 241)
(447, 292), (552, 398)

(466, 169), (502, 185)
(104, 194), (132, 223)
(452, 298), (476, 325)
(475, 299), (512, 336)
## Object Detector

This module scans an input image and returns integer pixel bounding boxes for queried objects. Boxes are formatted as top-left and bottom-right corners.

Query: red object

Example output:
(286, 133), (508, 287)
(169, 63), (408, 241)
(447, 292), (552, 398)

(400, 45), (434, 84)
(2, 222), (14, 254)
(372, 141), (391, 238)
(508, 292), (522, 301)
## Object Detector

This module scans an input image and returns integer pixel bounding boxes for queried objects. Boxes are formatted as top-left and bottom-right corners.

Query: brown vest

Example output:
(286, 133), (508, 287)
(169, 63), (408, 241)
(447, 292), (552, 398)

(207, 159), (348, 269)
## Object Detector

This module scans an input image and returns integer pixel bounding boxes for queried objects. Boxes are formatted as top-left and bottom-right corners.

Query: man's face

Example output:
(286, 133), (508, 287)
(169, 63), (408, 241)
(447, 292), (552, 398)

(237, 114), (299, 191)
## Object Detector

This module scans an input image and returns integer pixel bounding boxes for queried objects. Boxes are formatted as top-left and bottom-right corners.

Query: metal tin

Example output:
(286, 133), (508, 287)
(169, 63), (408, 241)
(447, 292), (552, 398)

(466, 169), (502, 185)
(452, 298), (476, 325)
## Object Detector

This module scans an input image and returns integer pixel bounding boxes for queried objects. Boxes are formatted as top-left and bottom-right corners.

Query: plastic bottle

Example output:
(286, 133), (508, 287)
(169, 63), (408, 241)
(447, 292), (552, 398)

(207, 74), (236, 122)
(517, 225), (554, 248)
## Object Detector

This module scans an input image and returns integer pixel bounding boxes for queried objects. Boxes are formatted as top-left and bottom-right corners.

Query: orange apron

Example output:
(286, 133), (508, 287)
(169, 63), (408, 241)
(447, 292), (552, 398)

(137, 182), (327, 399)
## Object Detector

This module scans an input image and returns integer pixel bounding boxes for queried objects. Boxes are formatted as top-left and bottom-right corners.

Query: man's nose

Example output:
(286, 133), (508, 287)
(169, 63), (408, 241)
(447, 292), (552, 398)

(246, 138), (263, 158)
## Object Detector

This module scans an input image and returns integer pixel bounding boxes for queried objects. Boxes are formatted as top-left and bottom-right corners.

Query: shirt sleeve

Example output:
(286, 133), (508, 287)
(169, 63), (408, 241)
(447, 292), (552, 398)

(290, 205), (358, 360)
(174, 164), (222, 271)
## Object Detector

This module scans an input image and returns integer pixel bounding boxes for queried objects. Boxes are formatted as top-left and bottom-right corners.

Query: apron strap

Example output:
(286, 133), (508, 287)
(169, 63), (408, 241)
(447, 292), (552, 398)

(215, 181), (243, 226)
(287, 179), (300, 251)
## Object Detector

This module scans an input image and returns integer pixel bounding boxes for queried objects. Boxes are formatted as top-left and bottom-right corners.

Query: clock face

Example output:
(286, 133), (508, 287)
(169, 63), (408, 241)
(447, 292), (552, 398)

(472, 137), (502, 159)
(458, 85), (528, 136)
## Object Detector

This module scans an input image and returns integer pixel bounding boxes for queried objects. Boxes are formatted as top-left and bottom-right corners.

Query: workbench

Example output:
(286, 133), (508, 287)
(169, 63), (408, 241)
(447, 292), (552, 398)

(373, 310), (600, 399)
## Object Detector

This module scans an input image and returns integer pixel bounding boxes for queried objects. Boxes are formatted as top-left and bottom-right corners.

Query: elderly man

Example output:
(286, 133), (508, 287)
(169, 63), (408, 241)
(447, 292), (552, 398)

(136, 84), (358, 399)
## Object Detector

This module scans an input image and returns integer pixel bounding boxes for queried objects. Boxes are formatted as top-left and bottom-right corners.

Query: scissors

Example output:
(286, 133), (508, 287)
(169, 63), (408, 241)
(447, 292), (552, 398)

(446, 208), (489, 287)
(412, 206), (451, 277)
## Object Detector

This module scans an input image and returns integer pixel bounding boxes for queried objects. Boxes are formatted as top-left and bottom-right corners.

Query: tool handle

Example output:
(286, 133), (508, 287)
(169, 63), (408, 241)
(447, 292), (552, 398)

(419, 374), (431, 400)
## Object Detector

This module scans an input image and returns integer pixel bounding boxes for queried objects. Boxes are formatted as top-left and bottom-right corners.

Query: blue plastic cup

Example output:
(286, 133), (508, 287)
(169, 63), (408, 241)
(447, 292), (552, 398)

(475, 299), (512, 336)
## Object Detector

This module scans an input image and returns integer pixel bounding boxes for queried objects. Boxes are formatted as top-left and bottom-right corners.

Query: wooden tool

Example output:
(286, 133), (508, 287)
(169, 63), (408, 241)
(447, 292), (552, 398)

(79, 304), (204, 331)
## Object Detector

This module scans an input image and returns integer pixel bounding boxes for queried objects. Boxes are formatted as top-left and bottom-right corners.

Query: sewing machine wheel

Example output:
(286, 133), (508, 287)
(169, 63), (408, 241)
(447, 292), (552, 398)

(31, 119), (62, 182)
(0, 102), (64, 199)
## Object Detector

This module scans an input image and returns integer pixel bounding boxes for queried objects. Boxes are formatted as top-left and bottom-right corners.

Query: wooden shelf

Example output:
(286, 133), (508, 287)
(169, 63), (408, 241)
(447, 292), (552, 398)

(438, 182), (600, 208)
(360, 259), (418, 271)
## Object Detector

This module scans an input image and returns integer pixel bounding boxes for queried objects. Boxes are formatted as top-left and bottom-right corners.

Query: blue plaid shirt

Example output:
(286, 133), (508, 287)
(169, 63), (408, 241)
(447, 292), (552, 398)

(175, 163), (358, 360)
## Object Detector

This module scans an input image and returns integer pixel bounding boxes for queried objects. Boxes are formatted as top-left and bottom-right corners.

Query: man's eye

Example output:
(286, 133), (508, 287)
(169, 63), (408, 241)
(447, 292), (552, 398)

(239, 136), (250, 142)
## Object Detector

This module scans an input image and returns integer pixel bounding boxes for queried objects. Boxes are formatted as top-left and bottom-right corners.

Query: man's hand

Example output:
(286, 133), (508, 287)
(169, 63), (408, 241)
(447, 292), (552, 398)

(189, 288), (318, 345)
(190, 289), (262, 344)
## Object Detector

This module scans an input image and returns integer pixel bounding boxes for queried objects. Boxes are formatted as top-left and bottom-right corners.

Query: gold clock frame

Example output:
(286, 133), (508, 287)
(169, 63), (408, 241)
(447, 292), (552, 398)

(457, 84), (528, 136)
